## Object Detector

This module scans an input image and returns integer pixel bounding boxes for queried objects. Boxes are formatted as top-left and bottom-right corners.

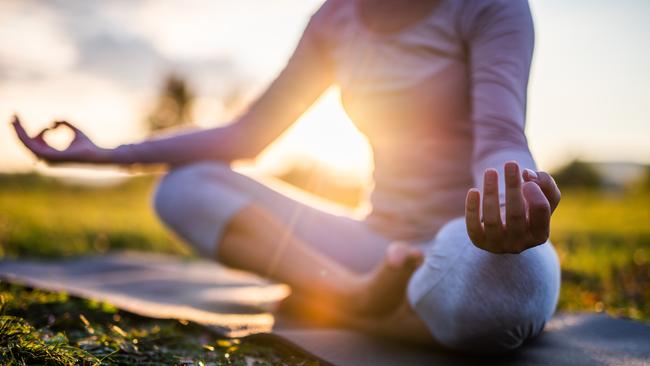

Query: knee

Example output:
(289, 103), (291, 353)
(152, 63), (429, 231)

(153, 162), (231, 224)
(408, 217), (560, 354)
(414, 293), (549, 353)
(152, 162), (252, 257)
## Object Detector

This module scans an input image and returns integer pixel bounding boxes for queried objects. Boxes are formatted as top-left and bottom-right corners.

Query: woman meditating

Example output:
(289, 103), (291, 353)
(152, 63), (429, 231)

(13, 0), (561, 354)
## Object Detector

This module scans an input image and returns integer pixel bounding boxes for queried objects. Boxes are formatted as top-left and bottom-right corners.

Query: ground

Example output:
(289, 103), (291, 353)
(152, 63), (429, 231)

(0, 173), (648, 365)
(0, 282), (315, 365)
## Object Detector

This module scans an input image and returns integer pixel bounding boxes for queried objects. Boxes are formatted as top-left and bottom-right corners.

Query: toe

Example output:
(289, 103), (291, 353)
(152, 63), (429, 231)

(386, 243), (423, 269)
(407, 247), (424, 267)
(386, 242), (411, 268)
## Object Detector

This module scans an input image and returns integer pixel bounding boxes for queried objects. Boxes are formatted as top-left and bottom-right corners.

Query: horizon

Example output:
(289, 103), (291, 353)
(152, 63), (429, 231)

(0, 0), (648, 181)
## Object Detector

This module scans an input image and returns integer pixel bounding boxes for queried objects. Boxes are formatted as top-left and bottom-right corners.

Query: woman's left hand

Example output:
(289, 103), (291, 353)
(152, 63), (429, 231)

(465, 161), (561, 254)
(12, 115), (112, 164)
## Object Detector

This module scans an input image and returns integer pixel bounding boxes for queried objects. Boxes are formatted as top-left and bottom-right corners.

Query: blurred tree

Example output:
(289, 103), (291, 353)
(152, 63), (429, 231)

(221, 85), (248, 120)
(552, 160), (603, 189)
(147, 74), (194, 133)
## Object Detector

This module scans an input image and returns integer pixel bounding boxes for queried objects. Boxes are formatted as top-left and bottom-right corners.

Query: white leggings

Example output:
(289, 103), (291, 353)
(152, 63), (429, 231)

(153, 162), (561, 353)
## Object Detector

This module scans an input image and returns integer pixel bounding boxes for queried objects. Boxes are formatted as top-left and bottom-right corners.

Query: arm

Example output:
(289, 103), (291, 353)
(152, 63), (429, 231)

(462, 0), (561, 253)
(13, 10), (333, 166)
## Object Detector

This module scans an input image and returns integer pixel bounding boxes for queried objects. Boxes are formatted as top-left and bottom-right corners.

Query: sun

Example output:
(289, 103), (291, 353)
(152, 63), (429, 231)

(254, 88), (374, 185)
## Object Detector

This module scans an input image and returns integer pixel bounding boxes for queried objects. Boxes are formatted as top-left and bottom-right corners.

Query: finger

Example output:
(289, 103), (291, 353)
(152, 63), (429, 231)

(533, 171), (561, 212)
(523, 181), (551, 245)
(53, 120), (81, 134)
(54, 120), (89, 144)
(522, 168), (538, 182)
(482, 169), (504, 246)
(34, 127), (52, 144)
(11, 117), (58, 160)
(11, 116), (36, 147)
(465, 188), (485, 247)
(407, 247), (424, 267)
(31, 128), (61, 159)
(505, 162), (526, 241)
(12, 115), (46, 144)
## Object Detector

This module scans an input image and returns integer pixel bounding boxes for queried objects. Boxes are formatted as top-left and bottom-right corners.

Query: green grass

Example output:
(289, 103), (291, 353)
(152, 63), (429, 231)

(0, 172), (648, 364)
(550, 190), (650, 320)
(0, 174), (320, 365)
(0, 283), (317, 365)
(0, 174), (189, 258)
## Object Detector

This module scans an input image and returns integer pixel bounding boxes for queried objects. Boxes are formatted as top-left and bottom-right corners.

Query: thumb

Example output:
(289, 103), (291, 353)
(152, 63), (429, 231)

(523, 169), (561, 212)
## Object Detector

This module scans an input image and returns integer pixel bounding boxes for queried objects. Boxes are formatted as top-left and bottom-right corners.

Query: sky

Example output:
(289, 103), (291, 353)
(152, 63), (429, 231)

(0, 0), (648, 182)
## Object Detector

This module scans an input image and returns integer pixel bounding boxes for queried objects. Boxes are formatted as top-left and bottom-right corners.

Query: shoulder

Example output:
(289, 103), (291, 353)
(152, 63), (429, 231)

(307, 0), (350, 32)
(303, 0), (353, 50)
(461, 0), (532, 18)
(457, 0), (533, 39)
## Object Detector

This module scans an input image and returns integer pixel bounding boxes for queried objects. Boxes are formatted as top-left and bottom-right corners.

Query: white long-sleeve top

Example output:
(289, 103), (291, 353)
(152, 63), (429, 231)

(116, 0), (538, 242)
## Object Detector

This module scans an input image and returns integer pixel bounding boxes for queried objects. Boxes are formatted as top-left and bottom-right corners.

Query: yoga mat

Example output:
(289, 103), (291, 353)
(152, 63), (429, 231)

(1, 252), (649, 366)
(270, 314), (650, 366)
(0, 252), (290, 337)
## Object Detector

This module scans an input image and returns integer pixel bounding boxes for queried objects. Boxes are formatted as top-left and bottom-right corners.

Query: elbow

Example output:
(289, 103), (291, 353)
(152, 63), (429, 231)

(236, 144), (263, 161)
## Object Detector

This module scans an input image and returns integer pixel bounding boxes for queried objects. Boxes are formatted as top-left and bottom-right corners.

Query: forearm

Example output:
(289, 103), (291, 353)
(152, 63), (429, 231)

(108, 120), (260, 166)
(464, 0), (536, 204)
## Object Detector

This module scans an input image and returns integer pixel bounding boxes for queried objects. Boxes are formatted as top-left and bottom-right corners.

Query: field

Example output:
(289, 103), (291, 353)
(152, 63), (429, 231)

(550, 190), (649, 320)
(0, 172), (648, 364)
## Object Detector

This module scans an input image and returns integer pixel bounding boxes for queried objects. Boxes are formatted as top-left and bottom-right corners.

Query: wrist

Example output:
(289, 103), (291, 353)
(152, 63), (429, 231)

(94, 147), (117, 164)
(108, 144), (137, 165)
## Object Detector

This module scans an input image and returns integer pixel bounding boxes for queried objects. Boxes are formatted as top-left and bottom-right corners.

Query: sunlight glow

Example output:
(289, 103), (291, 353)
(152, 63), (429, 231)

(255, 88), (374, 184)
(1, 0), (649, 178)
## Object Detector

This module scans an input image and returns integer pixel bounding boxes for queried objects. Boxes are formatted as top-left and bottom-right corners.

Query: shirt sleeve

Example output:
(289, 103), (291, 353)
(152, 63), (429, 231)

(113, 4), (334, 165)
(463, 0), (536, 204)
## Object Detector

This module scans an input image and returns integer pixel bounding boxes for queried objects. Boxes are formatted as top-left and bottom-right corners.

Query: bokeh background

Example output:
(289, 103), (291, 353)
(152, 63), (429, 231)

(1, 0), (649, 323)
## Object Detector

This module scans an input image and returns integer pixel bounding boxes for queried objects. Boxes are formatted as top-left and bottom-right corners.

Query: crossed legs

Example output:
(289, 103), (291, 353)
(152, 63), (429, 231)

(153, 162), (422, 317)
(153, 162), (561, 353)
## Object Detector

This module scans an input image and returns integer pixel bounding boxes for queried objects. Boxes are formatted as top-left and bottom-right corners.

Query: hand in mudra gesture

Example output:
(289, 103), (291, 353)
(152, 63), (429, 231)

(12, 115), (110, 164)
(465, 161), (561, 254)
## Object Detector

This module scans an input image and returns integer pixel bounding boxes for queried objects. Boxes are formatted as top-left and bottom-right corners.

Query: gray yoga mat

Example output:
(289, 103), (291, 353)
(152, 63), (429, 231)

(1, 252), (649, 366)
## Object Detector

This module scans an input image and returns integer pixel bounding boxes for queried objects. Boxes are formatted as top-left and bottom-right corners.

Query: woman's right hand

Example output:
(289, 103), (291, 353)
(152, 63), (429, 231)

(11, 115), (112, 164)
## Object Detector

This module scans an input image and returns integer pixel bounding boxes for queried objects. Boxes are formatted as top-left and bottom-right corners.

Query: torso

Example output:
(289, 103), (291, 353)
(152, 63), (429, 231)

(316, 0), (476, 241)
(356, 0), (441, 35)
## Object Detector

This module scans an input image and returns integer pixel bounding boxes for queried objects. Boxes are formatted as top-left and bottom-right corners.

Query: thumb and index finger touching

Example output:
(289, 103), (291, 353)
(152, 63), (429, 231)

(52, 120), (82, 134)
(523, 168), (561, 212)
(12, 114), (83, 143)
(11, 114), (69, 159)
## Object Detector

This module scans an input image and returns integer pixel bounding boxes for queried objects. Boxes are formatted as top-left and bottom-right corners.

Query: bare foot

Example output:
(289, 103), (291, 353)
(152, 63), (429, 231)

(345, 242), (424, 317)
